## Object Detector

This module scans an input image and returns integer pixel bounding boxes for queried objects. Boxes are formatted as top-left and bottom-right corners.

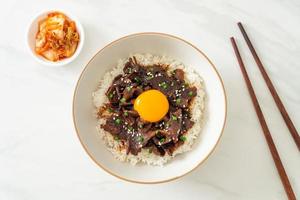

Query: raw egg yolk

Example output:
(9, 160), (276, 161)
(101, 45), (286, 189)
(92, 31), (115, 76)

(134, 89), (169, 122)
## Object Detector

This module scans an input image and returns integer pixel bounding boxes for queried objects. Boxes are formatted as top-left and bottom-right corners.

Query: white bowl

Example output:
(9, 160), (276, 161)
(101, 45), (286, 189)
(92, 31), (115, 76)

(73, 33), (227, 183)
(27, 10), (84, 66)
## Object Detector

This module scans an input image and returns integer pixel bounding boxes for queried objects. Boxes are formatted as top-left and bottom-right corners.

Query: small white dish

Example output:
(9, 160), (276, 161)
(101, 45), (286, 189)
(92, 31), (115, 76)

(27, 10), (84, 66)
(73, 33), (227, 183)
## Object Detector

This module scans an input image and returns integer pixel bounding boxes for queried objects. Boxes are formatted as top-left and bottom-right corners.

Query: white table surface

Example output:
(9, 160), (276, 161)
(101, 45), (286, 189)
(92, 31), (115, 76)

(0, 0), (299, 199)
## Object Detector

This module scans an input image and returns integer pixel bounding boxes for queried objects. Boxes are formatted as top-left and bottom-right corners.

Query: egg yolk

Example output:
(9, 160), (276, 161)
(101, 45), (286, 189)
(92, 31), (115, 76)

(134, 89), (169, 122)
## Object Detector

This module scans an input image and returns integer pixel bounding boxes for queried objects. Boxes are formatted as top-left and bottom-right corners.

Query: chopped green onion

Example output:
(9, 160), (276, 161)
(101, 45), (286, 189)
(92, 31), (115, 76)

(114, 135), (120, 141)
(127, 68), (132, 73)
(188, 91), (193, 97)
(159, 138), (165, 143)
(179, 135), (187, 141)
(126, 86), (132, 91)
(176, 98), (181, 105)
(124, 111), (128, 116)
(159, 81), (168, 89)
(155, 130), (162, 137)
(138, 124), (143, 129)
(171, 115), (177, 121)
(108, 108), (113, 113)
(108, 93), (113, 99)
(120, 97), (126, 103)
(134, 77), (141, 83)
(115, 118), (121, 125)
(137, 136), (144, 142)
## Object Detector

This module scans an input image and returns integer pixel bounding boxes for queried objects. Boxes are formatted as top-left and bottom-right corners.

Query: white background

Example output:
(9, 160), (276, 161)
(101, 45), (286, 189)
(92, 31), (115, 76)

(0, 0), (299, 199)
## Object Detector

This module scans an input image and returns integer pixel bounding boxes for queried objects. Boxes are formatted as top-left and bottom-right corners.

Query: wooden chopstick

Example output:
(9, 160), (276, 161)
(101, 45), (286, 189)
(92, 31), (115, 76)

(230, 37), (296, 200)
(237, 22), (300, 151)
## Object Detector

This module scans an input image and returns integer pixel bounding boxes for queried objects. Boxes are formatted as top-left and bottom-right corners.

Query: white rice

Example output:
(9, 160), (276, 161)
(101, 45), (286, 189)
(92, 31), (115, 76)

(92, 53), (205, 166)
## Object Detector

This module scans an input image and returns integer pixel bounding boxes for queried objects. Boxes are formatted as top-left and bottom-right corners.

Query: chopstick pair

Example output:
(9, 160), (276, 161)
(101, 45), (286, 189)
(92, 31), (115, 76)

(230, 22), (298, 200)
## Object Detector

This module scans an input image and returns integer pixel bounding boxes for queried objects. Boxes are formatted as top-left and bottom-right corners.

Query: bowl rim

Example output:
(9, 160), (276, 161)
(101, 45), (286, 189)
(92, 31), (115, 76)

(72, 32), (227, 184)
(26, 9), (85, 66)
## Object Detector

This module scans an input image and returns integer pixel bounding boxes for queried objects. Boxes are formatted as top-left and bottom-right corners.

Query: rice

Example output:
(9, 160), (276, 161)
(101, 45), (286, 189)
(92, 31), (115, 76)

(92, 53), (205, 166)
